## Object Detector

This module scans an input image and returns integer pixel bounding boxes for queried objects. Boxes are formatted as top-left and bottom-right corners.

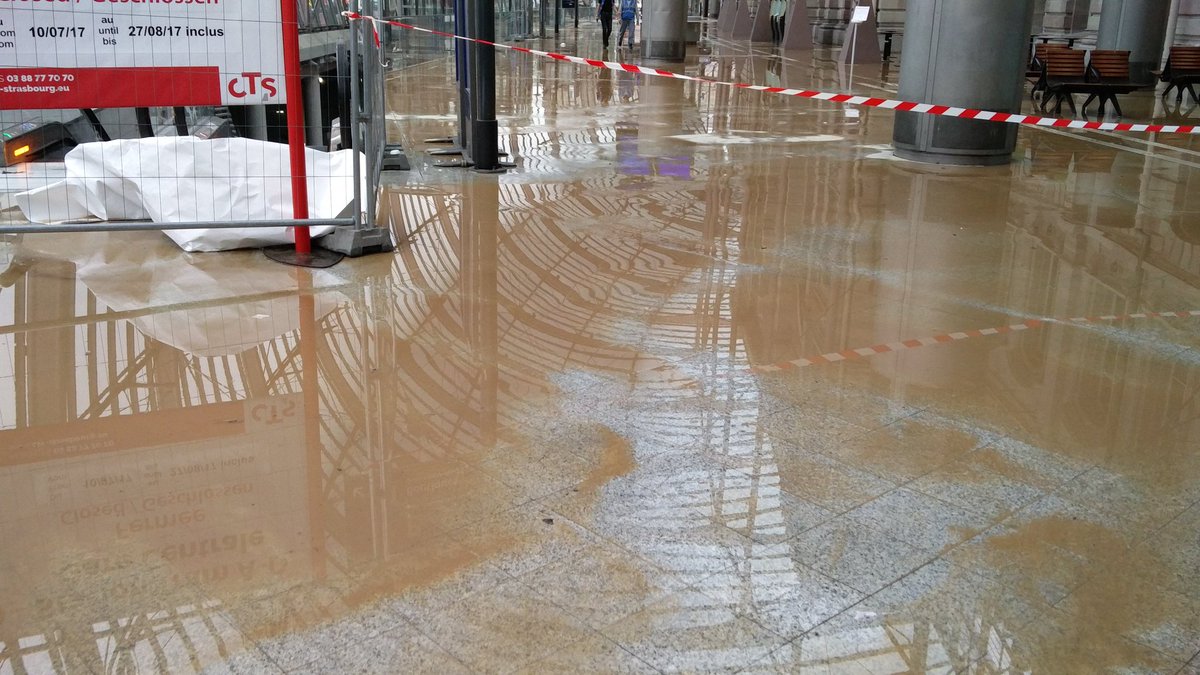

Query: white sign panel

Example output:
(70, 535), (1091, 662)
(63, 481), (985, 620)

(0, 1), (285, 109)
(851, 6), (871, 23)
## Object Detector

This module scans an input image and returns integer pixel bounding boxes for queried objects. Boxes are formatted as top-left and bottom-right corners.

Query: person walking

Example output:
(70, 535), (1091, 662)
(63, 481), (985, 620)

(597, 0), (615, 49)
(617, 0), (638, 50)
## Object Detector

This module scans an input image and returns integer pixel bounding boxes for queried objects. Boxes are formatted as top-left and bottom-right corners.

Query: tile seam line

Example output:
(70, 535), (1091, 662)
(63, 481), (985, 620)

(341, 12), (1199, 136)
(763, 554), (952, 666)
(750, 310), (1200, 375)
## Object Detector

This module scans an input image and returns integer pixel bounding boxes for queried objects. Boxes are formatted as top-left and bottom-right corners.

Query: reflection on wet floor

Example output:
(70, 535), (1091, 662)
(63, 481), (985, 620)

(3, 27), (1200, 675)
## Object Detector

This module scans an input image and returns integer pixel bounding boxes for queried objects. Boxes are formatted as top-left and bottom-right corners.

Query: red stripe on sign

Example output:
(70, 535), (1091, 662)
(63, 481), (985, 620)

(903, 339), (923, 348)
(765, 87), (786, 93)
(928, 105), (950, 115)
(585, 59), (604, 67)
(961, 109), (982, 118)
(1052, 119), (1072, 127)
(864, 97), (887, 106)
(622, 64), (640, 72)
(896, 102), (918, 111)
(550, 53), (569, 60)
(830, 94), (852, 102)
(656, 69), (675, 76)
(872, 345), (892, 354)
(992, 113), (1011, 122)
(0, 67), (222, 109)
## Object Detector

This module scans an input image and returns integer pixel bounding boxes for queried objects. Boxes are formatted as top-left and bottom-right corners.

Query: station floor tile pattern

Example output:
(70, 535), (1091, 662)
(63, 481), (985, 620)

(2, 24), (1200, 675)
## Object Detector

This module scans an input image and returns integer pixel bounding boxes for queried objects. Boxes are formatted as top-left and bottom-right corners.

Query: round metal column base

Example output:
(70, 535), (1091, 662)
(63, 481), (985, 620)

(642, 40), (686, 61)
(262, 245), (345, 268)
(893, 149), (1013, 167)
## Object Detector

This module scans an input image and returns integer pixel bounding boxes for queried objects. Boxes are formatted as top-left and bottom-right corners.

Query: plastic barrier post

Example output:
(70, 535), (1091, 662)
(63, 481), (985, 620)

(282, 0), (312, 254)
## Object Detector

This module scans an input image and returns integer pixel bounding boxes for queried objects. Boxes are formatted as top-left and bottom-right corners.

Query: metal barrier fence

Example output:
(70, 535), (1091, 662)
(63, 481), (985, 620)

(0, 0), (397, 262)
(321, 0), (397, 257)
(0, 0), (543, 252)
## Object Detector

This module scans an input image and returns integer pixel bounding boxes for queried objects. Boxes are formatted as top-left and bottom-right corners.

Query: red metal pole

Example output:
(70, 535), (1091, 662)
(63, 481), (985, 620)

(281, 0), (312, 254)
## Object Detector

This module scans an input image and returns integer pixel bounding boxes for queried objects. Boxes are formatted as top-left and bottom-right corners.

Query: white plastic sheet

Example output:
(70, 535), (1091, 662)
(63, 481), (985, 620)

(15, 137), (360, 252)
(17, 232), (350, 357)
(80, 259), (346, 358)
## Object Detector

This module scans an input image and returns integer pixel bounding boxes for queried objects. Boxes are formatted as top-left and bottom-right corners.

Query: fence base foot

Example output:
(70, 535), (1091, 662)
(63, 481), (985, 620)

(428, 147), (509, 158)
(382, 144), (411, 171)
(322, 227), (396, 257)
(423, 137), (457, 144)
(262, 244), (345, 268)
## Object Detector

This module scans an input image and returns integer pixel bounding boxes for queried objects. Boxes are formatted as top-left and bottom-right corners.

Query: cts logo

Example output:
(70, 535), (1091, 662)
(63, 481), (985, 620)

(249, 397), (298, 427)
(227, 72), (278, 99)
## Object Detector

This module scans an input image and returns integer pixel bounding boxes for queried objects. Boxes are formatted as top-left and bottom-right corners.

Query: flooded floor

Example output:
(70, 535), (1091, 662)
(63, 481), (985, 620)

(3, 24), (1200, 675)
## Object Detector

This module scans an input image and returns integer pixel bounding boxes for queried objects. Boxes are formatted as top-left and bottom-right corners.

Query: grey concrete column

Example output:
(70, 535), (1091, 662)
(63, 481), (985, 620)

(718, 0), (738, 32)
(1098, 0), (1172, 83)
(751, 0), (773, 42)
(1162, 0), (1183, 64)
(24, 261), (78, 427)
(781, 0), (813, 50)
(893, 0), (1035, 166)
(838, 7), (881, 64)
(245, 105), (269, 141)
(642, 0), (688, 61)
(639, 77), (685, 145)
(732, 1), (755, 38)
(303, 74), (325, 148)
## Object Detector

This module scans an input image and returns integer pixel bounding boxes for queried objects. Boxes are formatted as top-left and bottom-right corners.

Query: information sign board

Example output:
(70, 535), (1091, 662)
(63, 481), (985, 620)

(0, 1), (286, 109)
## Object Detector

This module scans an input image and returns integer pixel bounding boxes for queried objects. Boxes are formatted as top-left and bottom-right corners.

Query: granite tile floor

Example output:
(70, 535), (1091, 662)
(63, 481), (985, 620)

(2, 20), (1200, 675)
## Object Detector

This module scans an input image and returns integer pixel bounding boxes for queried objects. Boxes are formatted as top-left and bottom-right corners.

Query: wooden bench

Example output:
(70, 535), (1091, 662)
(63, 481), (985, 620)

(1031, 43), (1069, 71)
(1039, 48), (1088, 115)
(1159, 45), (1200, 104)
(1029, 43), (1071, 100)
(1038, 49), (1140, 117)
(1082, 50), (1140, 117)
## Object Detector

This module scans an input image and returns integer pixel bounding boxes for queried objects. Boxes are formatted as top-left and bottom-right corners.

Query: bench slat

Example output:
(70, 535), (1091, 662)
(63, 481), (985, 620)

(1045, 49), (1086, 78)
(1090, 50), (1131, 79)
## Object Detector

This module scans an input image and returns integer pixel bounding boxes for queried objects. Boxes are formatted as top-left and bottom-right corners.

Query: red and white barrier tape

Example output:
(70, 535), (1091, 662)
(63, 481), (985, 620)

(751, 310), (1200, 374)
(346, 11), (1200, 135)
